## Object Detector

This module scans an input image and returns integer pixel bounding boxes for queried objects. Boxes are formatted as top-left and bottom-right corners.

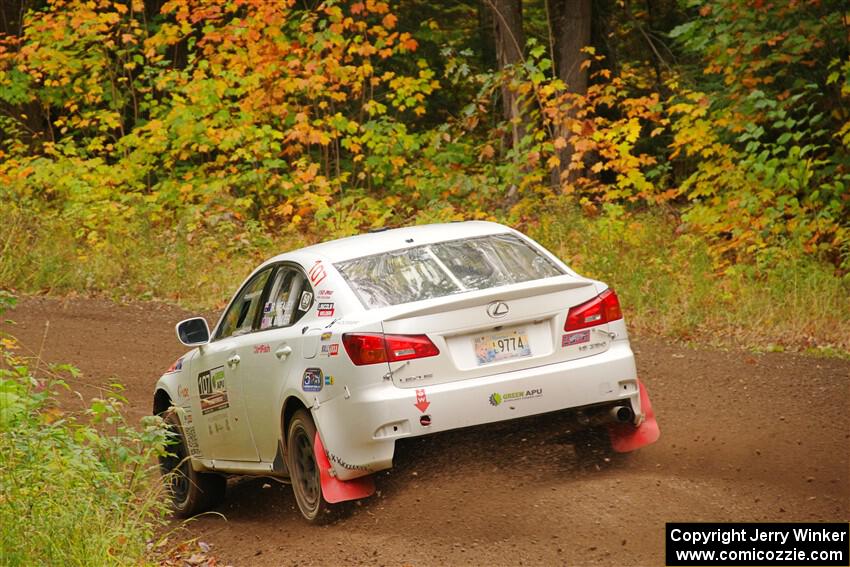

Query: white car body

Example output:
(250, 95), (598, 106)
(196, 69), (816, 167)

(154, 221), (655, 490)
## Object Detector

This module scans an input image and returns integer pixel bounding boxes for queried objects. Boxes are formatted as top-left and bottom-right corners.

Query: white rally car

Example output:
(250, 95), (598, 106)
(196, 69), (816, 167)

(154, 221), (659, 522)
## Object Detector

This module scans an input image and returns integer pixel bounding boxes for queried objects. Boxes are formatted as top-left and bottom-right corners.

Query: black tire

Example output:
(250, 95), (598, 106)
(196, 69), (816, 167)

(286, 409), (337, 523)
(159, 410), (226, 517)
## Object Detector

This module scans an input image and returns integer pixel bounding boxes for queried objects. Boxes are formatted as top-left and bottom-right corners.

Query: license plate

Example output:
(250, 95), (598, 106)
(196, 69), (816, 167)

(474, 329), (531, 365)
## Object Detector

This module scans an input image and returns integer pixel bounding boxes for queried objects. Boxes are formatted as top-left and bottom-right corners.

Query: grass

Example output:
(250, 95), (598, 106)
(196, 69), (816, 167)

(2, 200), (848, 354)
(0, 295), (172, 566)
(0, 204), (308, 309)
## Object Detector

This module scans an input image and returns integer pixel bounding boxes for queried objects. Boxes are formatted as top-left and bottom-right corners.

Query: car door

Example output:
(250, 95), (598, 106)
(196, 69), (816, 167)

(238, 264), (315, 462)
(196, 266), (274, 462)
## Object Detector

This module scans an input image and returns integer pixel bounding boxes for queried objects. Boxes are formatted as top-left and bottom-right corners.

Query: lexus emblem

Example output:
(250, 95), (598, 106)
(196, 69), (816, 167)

(486, 301), (509, 319)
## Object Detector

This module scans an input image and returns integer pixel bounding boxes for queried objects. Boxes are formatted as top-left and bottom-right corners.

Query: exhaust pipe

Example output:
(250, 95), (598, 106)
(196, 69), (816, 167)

(580, 405), (635, 427)
(610, 405), (634, 423)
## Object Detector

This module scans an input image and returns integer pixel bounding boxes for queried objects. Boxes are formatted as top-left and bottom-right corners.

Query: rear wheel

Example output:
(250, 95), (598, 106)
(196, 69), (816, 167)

(159, 410), (226, 517)
(286, 409), (336, 523)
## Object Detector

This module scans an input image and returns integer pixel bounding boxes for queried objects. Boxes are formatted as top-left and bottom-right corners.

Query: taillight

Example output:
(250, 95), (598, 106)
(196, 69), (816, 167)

(564, 289), (623, 331)
(385, 334), (440, 362)
(341, 333), (388, 365)
(342, 333), (440, 366)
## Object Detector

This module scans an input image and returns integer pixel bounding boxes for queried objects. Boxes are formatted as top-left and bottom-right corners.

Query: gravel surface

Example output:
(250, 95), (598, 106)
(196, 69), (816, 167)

(5, 296), (849, 566)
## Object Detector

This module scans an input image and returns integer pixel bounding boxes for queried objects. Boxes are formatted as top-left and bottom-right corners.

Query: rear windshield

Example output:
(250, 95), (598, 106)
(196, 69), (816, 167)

(334, 233), (565, 309)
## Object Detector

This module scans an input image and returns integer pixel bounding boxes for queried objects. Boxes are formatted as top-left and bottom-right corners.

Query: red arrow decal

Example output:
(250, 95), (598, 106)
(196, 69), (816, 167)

(414, 389), (430, 413)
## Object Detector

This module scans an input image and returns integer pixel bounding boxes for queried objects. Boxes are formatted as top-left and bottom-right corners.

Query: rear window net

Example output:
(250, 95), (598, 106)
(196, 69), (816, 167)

(335, 233), (564, 309)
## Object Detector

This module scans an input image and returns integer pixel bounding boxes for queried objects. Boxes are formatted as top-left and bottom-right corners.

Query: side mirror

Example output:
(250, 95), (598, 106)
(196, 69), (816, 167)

(176, 317), (210, 347)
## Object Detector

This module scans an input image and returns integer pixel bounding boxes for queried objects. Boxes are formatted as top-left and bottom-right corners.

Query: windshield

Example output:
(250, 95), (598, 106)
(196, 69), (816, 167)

(334, 233), (565, 309)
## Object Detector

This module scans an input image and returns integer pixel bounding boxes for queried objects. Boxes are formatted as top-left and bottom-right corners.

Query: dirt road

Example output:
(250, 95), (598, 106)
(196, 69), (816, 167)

(5, 296), (849, 566)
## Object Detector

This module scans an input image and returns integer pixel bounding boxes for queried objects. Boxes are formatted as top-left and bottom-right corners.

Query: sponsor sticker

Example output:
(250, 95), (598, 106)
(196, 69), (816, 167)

(562, 330), (590, 347)
(302, 368), (323, 392)
(324, 374), (334, 386)
(318, 289), (334, 298)
(253, 343), (270, 354)
(488, 388), (543, 407)
(299, 291), (313, 311)
(263, 301), (273, 313)
(198, 366), (229, 415)
(177, 384), (190, 400)
(317, 302), (335, 317)
(320, 343), (339, 357)
(320, 332), (332, 341)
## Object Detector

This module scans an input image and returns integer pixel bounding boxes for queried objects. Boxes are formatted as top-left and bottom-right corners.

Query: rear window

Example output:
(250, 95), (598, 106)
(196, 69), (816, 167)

(334, 233), (565, 309)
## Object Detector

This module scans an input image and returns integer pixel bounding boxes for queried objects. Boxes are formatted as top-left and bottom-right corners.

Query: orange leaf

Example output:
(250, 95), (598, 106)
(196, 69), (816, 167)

(382, 14), (397, 29)
(403, 37), (418, 51)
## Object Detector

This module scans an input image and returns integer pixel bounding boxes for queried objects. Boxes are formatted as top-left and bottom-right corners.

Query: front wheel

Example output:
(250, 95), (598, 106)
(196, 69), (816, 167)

(286, 409), (337, 523)
(159, 410), (226, 517)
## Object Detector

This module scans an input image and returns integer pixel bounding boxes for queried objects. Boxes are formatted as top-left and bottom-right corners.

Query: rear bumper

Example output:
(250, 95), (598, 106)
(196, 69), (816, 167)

(313, 340), (640, 480)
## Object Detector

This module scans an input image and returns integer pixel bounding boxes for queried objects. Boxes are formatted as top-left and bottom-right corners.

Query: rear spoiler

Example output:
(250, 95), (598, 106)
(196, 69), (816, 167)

(380, 276), (596, 322)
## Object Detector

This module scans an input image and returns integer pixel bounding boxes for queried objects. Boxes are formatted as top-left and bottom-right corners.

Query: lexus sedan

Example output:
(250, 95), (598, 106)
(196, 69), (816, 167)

(153, 221), (660, 522)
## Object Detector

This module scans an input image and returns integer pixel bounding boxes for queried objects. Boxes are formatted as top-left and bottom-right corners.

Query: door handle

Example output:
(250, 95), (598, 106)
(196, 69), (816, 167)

(275, 345), (293, 360)
(227, 354), (241, 367)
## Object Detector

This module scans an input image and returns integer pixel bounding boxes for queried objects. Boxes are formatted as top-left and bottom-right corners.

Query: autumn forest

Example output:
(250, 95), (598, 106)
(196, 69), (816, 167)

(0, 0), (848, 351)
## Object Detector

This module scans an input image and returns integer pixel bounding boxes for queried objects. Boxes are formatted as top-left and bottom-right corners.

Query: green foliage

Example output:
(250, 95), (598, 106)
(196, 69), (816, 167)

(669, 0), (849, 269)
(524, 197), (850, 352)
(0, 306), (170, 565)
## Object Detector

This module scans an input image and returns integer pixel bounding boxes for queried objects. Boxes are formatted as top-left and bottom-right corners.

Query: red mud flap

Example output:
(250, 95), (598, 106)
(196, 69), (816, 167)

(313, 432), (376, 504)
(608, 380), (660, 453)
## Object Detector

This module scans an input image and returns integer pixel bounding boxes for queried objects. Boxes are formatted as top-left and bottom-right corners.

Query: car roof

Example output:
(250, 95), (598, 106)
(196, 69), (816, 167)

(273, 221), (515, 264)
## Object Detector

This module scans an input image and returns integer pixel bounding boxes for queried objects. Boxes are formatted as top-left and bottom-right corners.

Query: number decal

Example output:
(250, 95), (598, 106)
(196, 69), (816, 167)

(308, 261), (327, 287)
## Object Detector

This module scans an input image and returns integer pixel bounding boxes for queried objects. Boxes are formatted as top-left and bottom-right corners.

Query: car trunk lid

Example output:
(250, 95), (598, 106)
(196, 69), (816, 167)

(380, 276), (612, 388)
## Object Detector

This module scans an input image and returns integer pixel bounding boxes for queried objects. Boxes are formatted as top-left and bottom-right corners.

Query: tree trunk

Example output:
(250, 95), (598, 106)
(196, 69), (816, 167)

(477, 0), (497, 71)
(547, 0), (592, 186)
(551, 0), (592, 94)
(490, 0), (525, 151)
